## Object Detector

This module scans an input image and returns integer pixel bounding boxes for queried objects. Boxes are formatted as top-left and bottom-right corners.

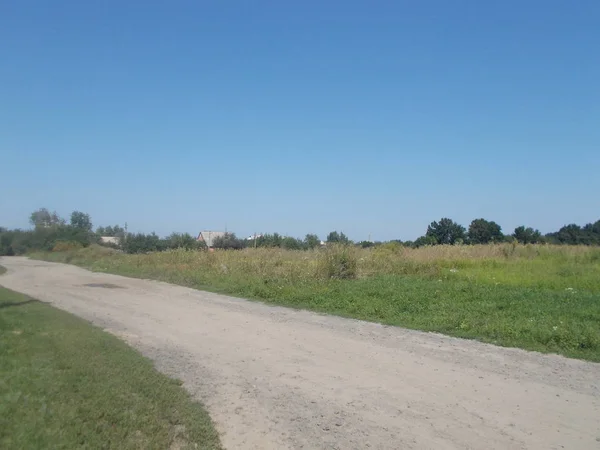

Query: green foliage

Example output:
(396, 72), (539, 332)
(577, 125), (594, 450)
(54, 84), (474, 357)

(303, 234), (321, 249)
(547, 221), (600, 245)
(29, 208), (64, 229)
(70, 211), (93, 232)
(96, 225), (126, 238)
(513, 226), (542, 244)
(0, 286), (222, 449)
(281, 236), (303, 250)
(122, 232), (165, 254)
(317, 244), (358, 279)
(358, 240), (375, 248)
(468, 218), (504, 244)
(326, 230), (350, 244)
(426, 218), (466, 245)
(52, 241), (84, 252)
(413, 235), (437, 247)
(255, 233), (283, 248)
(166, 232), (204, 250)
(212, 233), (245, 250)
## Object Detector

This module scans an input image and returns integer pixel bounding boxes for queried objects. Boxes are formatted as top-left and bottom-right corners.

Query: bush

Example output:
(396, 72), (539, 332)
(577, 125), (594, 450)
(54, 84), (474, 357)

(317, 244), (358, 279)
(52, 241), (84, 252)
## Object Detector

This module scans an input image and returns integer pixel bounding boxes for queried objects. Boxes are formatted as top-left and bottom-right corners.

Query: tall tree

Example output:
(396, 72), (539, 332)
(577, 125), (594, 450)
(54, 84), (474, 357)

(326, 231), (350, 244)
(512, 226), (542, 244)
(304, 234), (321, 249)
(70, 211), (93, 231)
(426, 218), (466, 245)
(467, 218), (504, 244)
(29, 208), (64, 228)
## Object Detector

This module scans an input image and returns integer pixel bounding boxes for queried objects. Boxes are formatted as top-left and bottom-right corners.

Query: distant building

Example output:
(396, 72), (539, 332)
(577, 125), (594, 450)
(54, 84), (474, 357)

(197, 231), (227, 249)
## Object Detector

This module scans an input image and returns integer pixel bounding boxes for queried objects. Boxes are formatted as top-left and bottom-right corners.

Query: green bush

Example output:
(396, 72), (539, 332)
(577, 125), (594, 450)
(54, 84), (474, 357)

(52, 241), (84, 252)
(317, 244), (358, 279)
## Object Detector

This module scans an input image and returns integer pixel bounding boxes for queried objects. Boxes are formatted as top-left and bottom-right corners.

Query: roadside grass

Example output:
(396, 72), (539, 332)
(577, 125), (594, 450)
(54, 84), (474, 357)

(30, 244), (600, 362)
(0, 285), (222, 450)
(0, 265), (6, 275)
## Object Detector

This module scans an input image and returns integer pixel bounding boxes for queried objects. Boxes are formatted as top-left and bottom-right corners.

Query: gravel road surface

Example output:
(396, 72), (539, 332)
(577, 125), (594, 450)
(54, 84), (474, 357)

(1, 257), (599, 449)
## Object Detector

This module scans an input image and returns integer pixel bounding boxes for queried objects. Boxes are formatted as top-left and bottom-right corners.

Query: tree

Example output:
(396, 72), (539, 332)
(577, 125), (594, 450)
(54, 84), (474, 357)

(29, 208), (64, 228)
(413, 235), (437, 247)
(512, 226), (542, 244)
(212, 233), (245, 250)
(425, 218), (466, 245)
(281, 236), (303, 250)
(326, 231), (350, 244)
(166, 232), (201, 250)
(467, 218), (503, 244)
(70, 211), (92, 232)
(303, 234), (320, 249)
(96, 225), (126, 238)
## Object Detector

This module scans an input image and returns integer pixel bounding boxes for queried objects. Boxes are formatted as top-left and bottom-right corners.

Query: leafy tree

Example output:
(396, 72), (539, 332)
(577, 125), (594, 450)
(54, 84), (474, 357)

(358, 240), (375, 248)
(425, 218), (466, 245)
(303, 234), (321, 249)
(122, 232), (165, 254)
(281, 236), (303, 250)
(512, 226), (542, 244)
(166, 232), (201, 250)
(70, 211), (93, 232)
(256, 233), (283, 248)
(467, 218), (503, 244)
(326, 231), (350, 244)
(212, 233), (245, 250)
(413, 235), (438, 247)
(29, 208), (64, 228)
(96, 225), (126, 238)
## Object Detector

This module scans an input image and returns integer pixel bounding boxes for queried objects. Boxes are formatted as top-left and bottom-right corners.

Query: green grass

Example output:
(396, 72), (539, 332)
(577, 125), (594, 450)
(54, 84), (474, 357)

(0, 285), (222, 450)
(0, 265), (6, 275)
(31, 244), (600, 362)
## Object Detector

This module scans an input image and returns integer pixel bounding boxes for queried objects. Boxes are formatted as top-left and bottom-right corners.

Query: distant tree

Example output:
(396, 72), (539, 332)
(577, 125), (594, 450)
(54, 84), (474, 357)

(358, 240), (375, 248)
(467, 218), (504, 244)
(512, 226), (542, 244)
(122, 232), (165, 254)
(425, 218), (466, 245)
(212, 232), (245, 250)
(303, 234), (321, 249)
(166, 232), (200, 250)
(29, 208), (64, 228)
(96, 225), (125, 237)
(256, 233), (283, 248)
(413, 235), (438, 247)
(326, 231), (350, 244)
(70, 211), (93, 232)
(281, 236), (303, 250)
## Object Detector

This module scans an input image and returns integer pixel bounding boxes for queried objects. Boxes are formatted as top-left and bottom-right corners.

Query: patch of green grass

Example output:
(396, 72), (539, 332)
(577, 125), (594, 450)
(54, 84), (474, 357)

(31, 245), (600, 361)
(0, 265), (6, 275)
(0, 286), (222, 450)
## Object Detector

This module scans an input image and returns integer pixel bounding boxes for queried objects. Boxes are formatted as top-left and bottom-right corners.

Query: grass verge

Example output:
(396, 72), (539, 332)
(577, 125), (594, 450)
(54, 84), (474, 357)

(0, 285), (222, 450)
(31, 245), (600, 362)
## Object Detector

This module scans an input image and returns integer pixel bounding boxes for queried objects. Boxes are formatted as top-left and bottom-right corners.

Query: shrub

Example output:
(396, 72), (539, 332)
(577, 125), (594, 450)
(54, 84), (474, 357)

(52, 241), (84, 252)
(316, 244), (358, 279)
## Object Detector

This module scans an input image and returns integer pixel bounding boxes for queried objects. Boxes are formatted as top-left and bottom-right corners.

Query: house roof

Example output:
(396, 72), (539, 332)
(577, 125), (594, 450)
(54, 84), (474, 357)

(197, 231), (227, 248)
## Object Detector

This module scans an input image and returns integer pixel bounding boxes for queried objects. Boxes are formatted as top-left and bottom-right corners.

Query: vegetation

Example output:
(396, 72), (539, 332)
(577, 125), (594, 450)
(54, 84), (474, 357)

(31, 243), (600, 362)
(0, 285), (222, 450)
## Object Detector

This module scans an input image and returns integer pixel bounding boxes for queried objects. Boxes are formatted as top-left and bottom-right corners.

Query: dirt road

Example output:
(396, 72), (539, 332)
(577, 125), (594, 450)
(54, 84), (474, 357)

(1, 257), (598, 449)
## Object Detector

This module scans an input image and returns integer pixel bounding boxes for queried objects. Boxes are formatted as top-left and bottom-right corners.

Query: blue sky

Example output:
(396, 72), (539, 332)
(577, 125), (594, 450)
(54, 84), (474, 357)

(1, 1), (598, 241)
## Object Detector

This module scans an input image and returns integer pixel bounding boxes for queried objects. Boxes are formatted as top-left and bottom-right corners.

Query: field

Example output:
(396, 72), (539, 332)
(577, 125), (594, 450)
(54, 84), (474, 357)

(32, 243), (600, 361)
(0, 279), (222, 450)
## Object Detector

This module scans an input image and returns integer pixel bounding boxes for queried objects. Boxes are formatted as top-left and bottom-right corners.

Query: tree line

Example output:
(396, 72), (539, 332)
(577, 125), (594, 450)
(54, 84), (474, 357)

(1, 208), (599, 256)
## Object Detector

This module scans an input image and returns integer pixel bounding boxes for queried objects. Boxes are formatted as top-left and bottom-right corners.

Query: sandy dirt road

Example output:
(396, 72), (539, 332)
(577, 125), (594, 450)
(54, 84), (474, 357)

(1, 257), (599, 449)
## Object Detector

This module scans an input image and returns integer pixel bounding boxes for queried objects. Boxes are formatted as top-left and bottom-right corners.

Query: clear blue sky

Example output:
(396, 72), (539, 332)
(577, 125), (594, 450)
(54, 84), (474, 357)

(1, 1), (598, 241)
